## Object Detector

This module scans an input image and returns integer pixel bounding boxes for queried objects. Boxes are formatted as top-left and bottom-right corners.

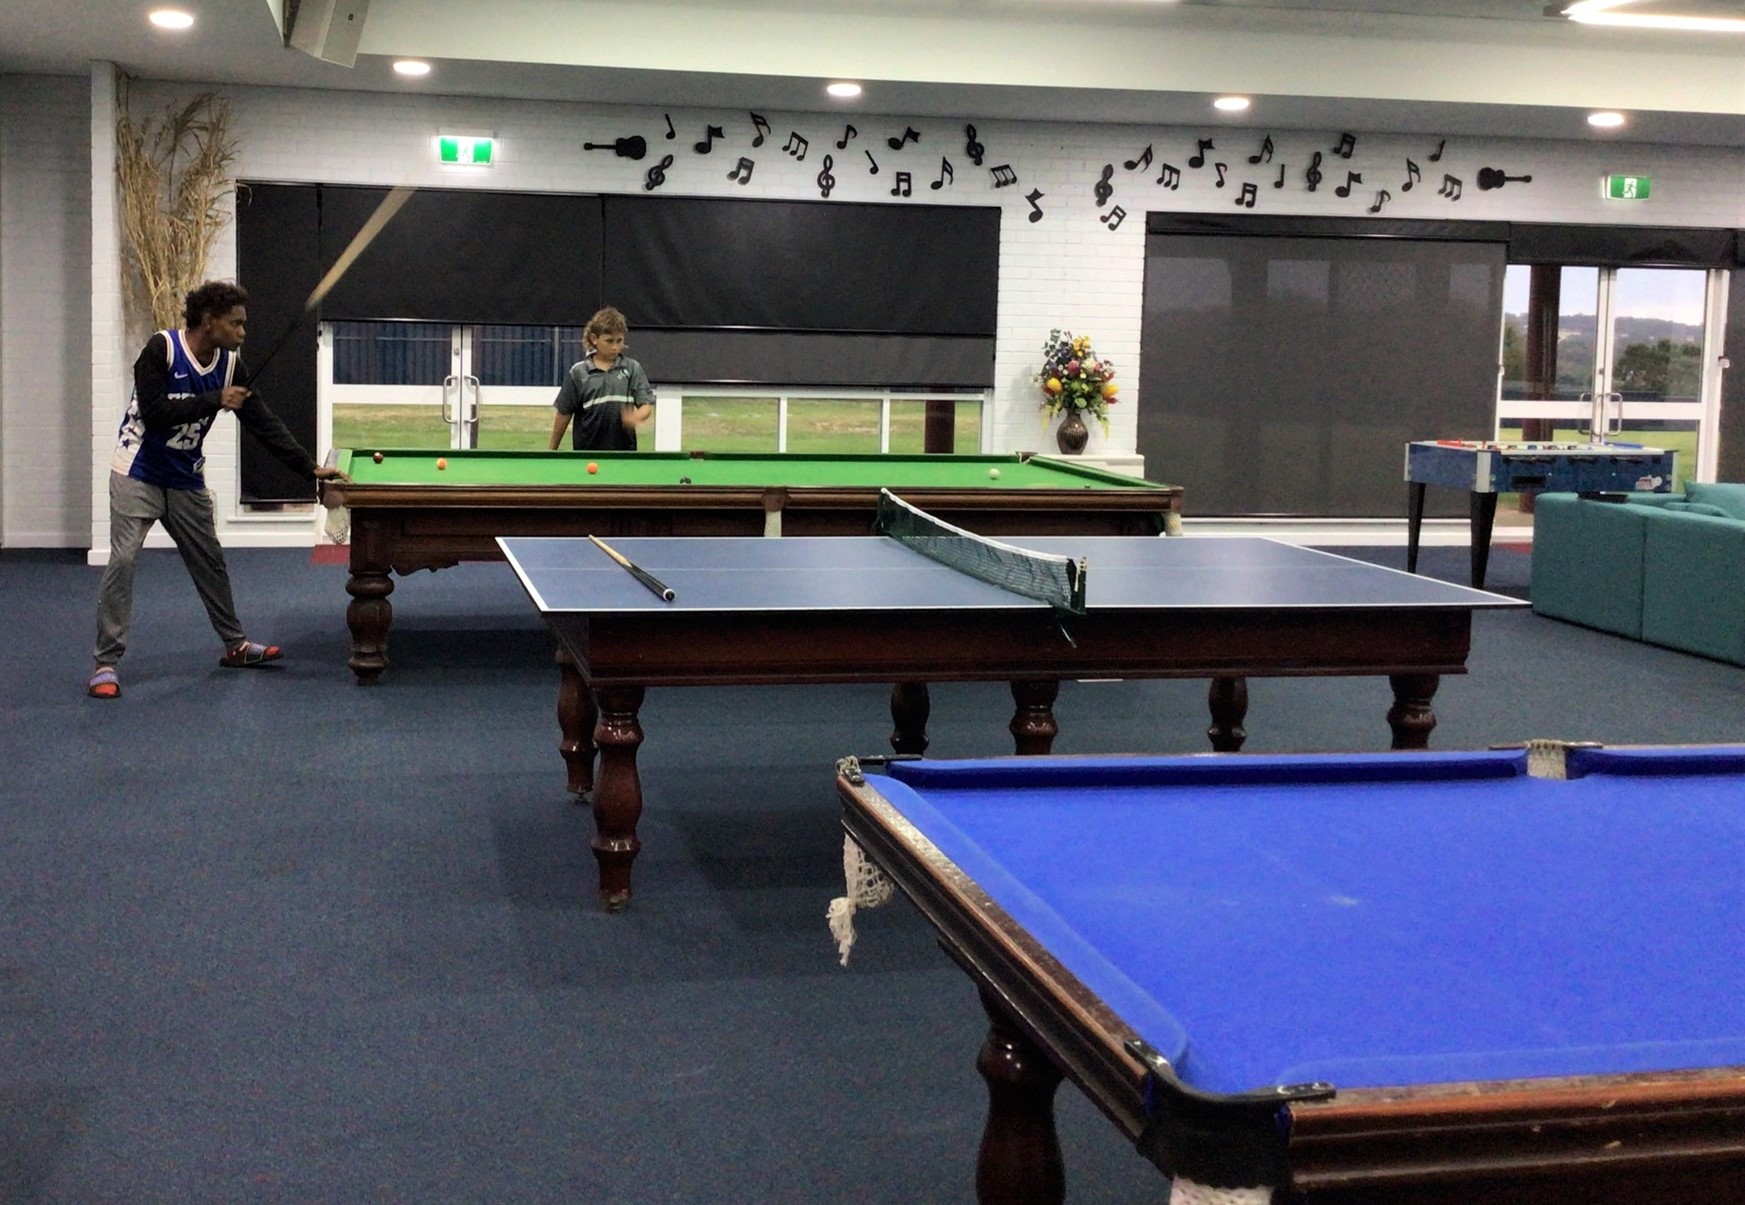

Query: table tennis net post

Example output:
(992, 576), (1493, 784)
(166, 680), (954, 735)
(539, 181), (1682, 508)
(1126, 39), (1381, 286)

(874, 490), (1087, 615)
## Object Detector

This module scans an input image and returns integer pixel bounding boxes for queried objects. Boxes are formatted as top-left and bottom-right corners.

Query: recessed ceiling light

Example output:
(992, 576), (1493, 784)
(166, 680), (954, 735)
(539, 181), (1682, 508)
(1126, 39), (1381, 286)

(148, 9), (194, 29)
(393, 60), (432, 77)
(1587, 111), (1627, 128)
(1561, 1), (1745, 32)
(826, 82), (863, 99)
(1213, 96), (1251, 112)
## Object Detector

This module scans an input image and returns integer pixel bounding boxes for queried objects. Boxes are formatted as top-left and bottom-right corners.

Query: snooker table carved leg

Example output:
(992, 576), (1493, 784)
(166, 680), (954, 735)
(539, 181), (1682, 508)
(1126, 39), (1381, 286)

(891, 682), (930, 756)
(555, 646), (596, 801)
(591, 684), (646, 911)
(343, 568), (393, 685)
(1387, 673), (1440, 750)
(1207, 676), (1248, 752)
(975, 985), (1066, 1205)
(1009, 680), (1060, 755)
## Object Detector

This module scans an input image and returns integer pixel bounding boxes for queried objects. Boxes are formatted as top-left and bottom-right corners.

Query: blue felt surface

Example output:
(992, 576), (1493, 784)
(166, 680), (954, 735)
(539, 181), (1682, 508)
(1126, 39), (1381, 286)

(502, 535), (1522, 614)
(880, 749), (1745, 1096)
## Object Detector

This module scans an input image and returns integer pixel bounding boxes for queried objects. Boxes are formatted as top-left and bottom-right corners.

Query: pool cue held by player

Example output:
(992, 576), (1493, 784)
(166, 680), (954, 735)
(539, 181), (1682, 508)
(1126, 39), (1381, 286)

(588, 535), (676, 602)
(245, 185), (417, 386)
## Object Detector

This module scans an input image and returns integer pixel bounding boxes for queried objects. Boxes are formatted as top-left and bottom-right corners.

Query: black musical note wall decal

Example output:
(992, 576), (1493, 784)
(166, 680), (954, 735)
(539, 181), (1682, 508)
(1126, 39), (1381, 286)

(1213, 162), (1228, 188)
(1025, 188), (1045, 223)
(1429, 138), (1446, 162)
(817, 155), (836, 199)
(1335, 170), (1363, 198)
(643, 154), (673, 191)
(1306, 151), (1324, 191)
(836, 124), (858, 150)
(585, 135), (647, 161)
(865, 150), (880, 175)
(1189, 138), (1214, 168)
(1477, 167), (1533, 190)
(930, 158), (954, 190)
(964, 125), (985, 166)
(1438, 174), (1464, 201)
(782, 132), (809, 160)
(1157, 163), (1182, 190)
(891, 171), (912, 197)
(887, 126), (920, 150)
(1094, 164), (1114, 206)
(1274, 163), (1286, 189)
(1403, 159), (1421, 191)
(1369, 189), (1392, 214)
(726, 157), (755, 185)
(663, 114), (676, 140)
(990, 164), (1018, 188)
(750, 113), (770, 147)
(1124, 144), (1154, 172)
(1248, 135), (1274, 165)
(694, 125), (724, 154)
(1101, 206), (1127, 231)
(1333, 132), (1356, 159)
(1236, 181), (1258, 208)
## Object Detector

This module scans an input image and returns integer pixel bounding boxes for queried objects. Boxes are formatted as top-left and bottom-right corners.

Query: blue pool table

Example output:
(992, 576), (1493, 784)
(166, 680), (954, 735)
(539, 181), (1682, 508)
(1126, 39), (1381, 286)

(837, 743), (1745, 1204)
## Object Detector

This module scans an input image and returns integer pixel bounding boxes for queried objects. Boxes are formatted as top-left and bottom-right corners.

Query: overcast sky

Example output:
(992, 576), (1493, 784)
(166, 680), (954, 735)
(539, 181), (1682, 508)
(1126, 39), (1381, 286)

(1503, 265), (1711, 324)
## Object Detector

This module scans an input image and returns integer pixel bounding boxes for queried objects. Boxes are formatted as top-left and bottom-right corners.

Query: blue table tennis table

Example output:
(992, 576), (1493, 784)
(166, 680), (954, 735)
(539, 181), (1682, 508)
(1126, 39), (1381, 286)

(500, 533), (1521, 909)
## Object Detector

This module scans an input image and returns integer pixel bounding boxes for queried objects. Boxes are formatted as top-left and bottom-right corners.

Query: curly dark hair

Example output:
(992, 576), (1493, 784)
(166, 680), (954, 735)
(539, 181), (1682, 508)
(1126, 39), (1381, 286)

(584, 306), (628, 345)
(184, 281), (249, 328)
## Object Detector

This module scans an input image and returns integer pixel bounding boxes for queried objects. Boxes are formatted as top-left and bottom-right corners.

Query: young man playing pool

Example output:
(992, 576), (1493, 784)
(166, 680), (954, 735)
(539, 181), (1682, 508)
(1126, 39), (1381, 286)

(88, 281), (347, 699)
(548, 306), (655, 452)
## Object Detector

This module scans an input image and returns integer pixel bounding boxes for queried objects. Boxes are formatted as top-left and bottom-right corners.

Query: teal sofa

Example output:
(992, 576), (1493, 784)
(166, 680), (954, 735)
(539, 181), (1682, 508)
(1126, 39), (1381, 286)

(1531, 482), (1745, 666)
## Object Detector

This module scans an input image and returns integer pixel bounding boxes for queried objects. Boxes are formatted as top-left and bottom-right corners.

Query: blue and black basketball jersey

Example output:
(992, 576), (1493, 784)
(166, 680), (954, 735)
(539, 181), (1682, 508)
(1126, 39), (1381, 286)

(111, 330), (234, 490)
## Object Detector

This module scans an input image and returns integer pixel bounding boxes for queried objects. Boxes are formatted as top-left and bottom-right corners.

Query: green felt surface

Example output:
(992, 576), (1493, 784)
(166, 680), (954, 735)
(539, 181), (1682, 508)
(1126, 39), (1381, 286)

(335, 449), (1166, 491)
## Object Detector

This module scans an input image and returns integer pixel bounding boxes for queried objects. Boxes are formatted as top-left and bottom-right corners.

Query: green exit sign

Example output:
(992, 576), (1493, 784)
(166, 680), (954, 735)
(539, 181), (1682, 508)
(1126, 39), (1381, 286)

(436, 135), (495, 166)
(1604, 175), (1651, 200)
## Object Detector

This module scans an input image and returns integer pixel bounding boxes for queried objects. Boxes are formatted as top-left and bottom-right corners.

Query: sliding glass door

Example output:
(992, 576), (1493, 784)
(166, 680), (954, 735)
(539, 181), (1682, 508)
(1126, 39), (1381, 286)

(1500, 266), (1728, 489)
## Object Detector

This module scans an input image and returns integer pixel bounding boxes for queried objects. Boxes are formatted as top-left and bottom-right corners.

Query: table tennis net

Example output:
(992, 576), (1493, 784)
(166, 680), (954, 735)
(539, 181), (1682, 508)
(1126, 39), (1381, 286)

(874, 490), (1086, 615)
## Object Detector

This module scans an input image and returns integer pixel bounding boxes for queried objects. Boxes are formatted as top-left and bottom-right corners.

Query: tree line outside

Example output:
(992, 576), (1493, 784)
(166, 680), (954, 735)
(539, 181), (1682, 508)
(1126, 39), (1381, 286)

(1501, 314), (1705, 400)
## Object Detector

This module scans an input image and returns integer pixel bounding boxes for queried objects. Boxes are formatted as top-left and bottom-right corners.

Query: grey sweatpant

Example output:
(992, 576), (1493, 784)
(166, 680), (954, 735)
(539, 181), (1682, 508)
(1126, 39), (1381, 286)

(93, 472), (245, 666)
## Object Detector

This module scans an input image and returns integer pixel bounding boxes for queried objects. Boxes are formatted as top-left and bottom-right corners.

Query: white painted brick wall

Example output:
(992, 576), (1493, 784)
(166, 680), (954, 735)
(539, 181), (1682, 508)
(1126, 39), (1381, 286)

(7, 75), (1744, 550)
(0, 73), (91, 546)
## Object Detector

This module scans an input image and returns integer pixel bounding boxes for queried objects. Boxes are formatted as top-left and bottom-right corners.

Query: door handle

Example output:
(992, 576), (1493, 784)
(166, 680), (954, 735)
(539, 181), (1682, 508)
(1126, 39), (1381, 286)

(441, 374), (459, 425)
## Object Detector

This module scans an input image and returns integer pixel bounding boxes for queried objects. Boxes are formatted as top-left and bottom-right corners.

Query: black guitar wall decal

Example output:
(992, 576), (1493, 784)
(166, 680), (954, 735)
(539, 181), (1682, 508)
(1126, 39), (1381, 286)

(584, 136), (648, 161)
(1477, 167), (1533, 190)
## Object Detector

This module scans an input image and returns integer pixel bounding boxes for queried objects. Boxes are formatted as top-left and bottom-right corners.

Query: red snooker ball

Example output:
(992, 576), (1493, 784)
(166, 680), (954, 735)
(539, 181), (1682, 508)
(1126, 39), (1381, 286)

(372, 452), (383, 463)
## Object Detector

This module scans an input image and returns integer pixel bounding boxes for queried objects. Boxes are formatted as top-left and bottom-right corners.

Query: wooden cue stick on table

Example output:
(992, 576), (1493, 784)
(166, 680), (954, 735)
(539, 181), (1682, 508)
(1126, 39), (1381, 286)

(588, 534), (677, 602)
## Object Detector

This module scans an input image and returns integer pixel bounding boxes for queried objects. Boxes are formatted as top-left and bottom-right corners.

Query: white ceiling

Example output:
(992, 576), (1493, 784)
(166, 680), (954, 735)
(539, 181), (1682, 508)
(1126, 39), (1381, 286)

(2, 0), (1741, 146)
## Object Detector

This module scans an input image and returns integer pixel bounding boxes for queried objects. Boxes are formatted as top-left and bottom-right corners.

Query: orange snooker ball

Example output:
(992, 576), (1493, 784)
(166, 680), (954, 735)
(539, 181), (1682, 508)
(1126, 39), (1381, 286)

(587, 462), (599, 474)
(436, 457), (447, 470)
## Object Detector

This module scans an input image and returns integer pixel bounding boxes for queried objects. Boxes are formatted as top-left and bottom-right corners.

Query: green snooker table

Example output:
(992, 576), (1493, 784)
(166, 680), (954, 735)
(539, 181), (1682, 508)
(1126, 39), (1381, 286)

(319, 449), (1185, 683)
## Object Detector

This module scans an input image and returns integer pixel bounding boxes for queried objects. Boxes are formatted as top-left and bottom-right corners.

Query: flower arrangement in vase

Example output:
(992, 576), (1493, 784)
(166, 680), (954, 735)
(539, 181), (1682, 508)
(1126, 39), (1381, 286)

(1035, 329), (1117, 454)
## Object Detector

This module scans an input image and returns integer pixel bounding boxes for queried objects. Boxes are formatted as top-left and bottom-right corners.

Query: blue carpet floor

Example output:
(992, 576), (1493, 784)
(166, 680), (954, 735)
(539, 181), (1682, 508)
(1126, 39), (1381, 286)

(2, 541), (1742, 1202)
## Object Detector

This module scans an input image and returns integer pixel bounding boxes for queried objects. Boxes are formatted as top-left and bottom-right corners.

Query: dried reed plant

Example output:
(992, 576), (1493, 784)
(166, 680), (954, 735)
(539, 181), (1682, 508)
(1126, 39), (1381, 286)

(115, 83), (239, 333)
